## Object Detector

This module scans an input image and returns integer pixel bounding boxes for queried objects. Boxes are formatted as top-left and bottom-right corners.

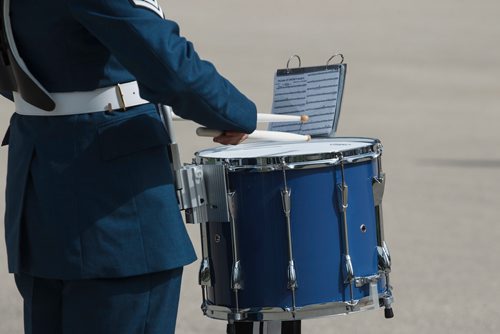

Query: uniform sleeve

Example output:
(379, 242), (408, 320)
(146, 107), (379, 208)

(67, 0), (256, 133)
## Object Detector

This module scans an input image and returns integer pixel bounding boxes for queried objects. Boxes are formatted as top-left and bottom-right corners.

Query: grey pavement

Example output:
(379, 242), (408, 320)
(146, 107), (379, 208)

(1, 0), (499, 333)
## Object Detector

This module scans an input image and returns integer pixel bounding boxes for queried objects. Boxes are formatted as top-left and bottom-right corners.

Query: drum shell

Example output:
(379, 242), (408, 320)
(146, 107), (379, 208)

(204, 158), (383, 310)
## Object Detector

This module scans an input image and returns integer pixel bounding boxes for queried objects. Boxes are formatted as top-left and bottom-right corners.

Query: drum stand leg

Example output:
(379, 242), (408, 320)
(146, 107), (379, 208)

(228, 321), (301, 334)
(281, 321), (301, 334)
(227, 322), (251, 334)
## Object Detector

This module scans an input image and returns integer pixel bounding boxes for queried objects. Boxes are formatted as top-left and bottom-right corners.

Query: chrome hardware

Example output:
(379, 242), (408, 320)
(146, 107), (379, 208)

(371, 153), (395, 318)
(202, 286), (390, 321)
(344, 255), (354, 284)
(285, 158), (339, 170)
(227, 191), (241, 277)
(202, 164), (231, 223)
(180, 165), (208, 224)
(377, 240), (394, 318)
(355, 274), (380, 288)
(199, 258), (212, 286)
(381, 291), (395, 319)
(369, 282), (380, 310)
(287, 260), (298, 290)
(377, 242), (392, 272)
(381, 293), (394, 309)
(360, 224), (367, 233)
(231, 260), (243, 290)
(227, 190), (243, 311)
(372, 153), (386, 245)
(166, 144), (182, 200)
(198, 223), (211, 286)
(281, 162), (298, 314)
(157, 105), (184, 210)
(281, 188), (291, 215)
(195, 137), (382, 172)
(372, 173), (386, 207)
(227, 191), (237, 223)
(337, 155), (355, 303)
(198, 221), (213, 313)
(337, 184), (349, 212)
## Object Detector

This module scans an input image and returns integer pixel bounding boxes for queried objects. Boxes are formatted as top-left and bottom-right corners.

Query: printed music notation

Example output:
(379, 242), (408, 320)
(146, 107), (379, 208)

(268, 66), (344, 137)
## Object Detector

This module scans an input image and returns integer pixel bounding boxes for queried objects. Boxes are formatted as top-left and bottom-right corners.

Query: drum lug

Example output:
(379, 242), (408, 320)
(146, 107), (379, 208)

(373, 170), (387, 248)
(344, 255), (355, 284)
(377, 242), (392, 272)
(281, 188), (292, 215)
(372, 173), (385, 206)
(337, 184), (349, 212)
(287, 260), (298, 289)
(199, 258), (212, 286)
(227, 191), (237, 221)
(231, 260), (244, 290)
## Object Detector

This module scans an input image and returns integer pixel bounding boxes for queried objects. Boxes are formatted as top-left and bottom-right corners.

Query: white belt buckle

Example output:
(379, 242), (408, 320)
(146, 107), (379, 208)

(116, 83), (127, 111)
(107, 84), (127, 112)
(15, 80), (149, 116)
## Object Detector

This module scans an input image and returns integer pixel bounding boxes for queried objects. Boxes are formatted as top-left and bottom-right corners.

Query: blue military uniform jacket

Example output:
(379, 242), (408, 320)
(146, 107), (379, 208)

(3, 0), (257, 279)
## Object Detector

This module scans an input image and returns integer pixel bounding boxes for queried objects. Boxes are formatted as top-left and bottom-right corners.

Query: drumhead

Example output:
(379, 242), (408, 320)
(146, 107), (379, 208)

(196, 137), (382, 169)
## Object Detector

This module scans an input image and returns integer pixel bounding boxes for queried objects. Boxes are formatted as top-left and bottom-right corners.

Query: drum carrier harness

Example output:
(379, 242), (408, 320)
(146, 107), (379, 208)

(0, 0), (55, 111)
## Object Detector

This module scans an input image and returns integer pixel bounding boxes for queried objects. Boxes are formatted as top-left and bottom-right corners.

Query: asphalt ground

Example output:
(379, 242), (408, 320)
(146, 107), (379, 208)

(1, 1), (499, 333)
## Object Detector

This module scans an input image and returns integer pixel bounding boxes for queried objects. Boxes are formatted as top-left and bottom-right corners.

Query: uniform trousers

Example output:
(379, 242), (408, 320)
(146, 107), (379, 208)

(14, 268), (183, 334)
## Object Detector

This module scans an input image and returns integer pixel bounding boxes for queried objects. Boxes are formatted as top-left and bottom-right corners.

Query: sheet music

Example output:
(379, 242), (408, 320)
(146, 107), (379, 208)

(268, 67), (342, 137)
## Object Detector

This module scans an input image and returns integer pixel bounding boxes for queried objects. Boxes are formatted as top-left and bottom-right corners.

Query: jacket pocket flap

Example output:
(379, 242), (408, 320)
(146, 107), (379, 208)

(98, 111), (169, 161)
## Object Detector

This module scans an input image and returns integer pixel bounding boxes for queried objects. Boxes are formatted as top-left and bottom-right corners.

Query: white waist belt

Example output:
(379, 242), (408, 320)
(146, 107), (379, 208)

(14, 81), (150, 116)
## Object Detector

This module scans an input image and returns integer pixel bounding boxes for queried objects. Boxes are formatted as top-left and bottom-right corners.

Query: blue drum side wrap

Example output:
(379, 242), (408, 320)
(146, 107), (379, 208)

(206, 159), (380, 310)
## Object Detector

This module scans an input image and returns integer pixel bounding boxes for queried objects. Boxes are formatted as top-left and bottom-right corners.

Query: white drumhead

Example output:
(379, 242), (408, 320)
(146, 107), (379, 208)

(197, 138), (375, 159)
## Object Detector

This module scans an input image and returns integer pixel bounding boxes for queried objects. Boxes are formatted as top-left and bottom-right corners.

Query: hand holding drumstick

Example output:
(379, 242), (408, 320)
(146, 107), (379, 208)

(193, 113), (311, 144)
(213, 131), (249, 145)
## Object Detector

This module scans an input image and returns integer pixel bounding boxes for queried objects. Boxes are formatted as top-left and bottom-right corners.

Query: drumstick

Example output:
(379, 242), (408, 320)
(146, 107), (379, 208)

(196, 127), (311, 142)
(172, 112), (309, 123)
(256, 113), (309, 123)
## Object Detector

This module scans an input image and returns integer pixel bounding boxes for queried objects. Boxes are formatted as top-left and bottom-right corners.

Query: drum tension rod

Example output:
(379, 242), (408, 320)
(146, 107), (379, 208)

(337, 154), (357, 308)
(225, 164), (243, 317)
(281, 158), (298, 316)
(373, 150), (395, 319)
(198, 222), (212, 315)
(227, 191), (243, 312)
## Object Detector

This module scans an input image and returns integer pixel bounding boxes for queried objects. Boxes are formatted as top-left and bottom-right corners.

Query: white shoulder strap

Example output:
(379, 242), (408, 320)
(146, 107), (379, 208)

(3, 0), (54, 103)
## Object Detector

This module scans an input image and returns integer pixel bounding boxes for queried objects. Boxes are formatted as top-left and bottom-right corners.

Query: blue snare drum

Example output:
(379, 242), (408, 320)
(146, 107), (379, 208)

(194, 138), (393, 321)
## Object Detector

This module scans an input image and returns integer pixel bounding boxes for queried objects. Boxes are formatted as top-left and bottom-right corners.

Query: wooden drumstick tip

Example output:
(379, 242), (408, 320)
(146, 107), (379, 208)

(306, 135), (312, 141)
(300, 115), (309, 123)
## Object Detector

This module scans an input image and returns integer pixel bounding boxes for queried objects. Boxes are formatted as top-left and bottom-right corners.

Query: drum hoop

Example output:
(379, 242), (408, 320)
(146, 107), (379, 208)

(202, 290), (391, 321)
(197, 138), (382, 171)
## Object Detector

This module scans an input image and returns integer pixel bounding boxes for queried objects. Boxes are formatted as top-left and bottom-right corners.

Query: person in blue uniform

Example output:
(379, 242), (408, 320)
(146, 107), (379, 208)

(1, 0), (256, 333)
